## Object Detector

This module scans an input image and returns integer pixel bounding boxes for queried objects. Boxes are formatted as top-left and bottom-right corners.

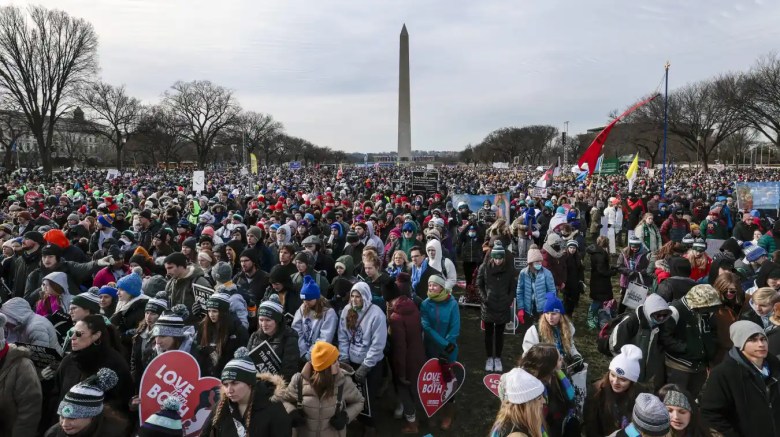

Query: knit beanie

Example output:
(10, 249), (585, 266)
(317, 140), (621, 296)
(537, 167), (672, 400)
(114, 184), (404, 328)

(41, 243), (63, 260)
(294, 251), (311, 266)
(663, 390), (692, 412)
(692, 238), (707, 252)
(117, 272), (143, 298)
(311, 341), (340, 372)
(151, 305), (189, 338)
(491, 241), (506, 259)
(632, 393), (671, 436)
(98, 286), (118, 300)
(428, 274), (446, 289)
(746, 245), (768, 263)
(57, 368), (118, 419)
(23, 230), (45, 246)
(681, 234), (695, 246)
(211, 261), (233, 285)
(43, 271), (69, 294)
(381, 281), (401, 303)
(221, 347), (257, 386)
(44, 229), (70, 249)
(346, 230), (359, 243)
(332, 277), (354, 299)
(145, 291), (169, 314)
(269, 267), (290, 285)
(628, 235), (642, 246)
(71, 291), (101, 314)
(206, 292), (231, 313)
(98, 214), (114, 228)
(609, 344), (643, 382)
(247, 226), (263, 242)
(542, 292), (565, 314)
(526, 244), (543, 264)
(139, 396), (183, 437)
(299, 275), (320, 301)
(729, 320), (766, 351)
(499, 367), (545, 404)
(257, 294), (284, 324)
(0, 313), (6, 349)
(182, 237), (197, 251)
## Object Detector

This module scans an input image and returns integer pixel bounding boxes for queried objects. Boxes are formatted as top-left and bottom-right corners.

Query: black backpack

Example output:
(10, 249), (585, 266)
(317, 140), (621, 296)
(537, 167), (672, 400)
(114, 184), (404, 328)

(596, 313), (630, 357)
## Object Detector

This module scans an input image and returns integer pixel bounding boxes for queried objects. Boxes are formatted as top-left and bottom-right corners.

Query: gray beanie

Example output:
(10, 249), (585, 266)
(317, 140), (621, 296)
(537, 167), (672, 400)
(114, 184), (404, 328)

(729, 320), (766, 351)
(632, 393), (670, 436)
(212, 261), (233, 284)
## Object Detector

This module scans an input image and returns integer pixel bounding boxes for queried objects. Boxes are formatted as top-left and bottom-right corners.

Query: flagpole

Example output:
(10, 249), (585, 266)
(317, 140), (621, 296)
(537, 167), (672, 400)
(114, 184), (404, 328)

(661, 61), (670, 199)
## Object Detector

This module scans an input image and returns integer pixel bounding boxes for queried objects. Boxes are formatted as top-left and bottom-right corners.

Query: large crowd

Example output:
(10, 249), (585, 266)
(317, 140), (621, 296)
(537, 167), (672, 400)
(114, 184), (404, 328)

(0, 163), (778, 437)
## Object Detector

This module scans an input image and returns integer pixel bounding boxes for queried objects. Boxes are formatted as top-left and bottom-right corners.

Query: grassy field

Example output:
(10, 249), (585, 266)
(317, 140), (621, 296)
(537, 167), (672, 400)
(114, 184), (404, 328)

(347, 257), (615, 437)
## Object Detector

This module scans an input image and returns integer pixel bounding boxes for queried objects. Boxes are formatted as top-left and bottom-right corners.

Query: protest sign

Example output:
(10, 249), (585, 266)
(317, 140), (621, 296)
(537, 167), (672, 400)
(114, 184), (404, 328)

(192, 283), (214, 307)
(622, 281), (649, 309)
(531, 187), (548, 198)
(353, 379), (371, 417)
(416, 358), (466, 417)
(139, 350), (220, 437)
(248, 341), (282, 375)
(451, 193), (511, 220)
(16, 343), (62, 370)
(483, 373), (501, 398)
(192, 171), (205, 194)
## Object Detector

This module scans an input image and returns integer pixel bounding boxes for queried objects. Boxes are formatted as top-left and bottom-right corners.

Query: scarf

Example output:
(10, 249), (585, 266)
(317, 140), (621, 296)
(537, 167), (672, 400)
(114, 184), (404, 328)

(427, 287), (450, 302)
(35, 294), (62, 316)
(411, 260), (428, 291)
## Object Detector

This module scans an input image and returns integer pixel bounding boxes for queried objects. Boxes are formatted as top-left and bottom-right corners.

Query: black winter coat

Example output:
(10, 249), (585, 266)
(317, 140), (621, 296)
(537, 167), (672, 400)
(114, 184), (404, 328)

(586, 244), (615, 302)
(197, 313), (250, 378)
(656, 276), (697, 303)
(700, 348), (780, 437)
(477, 259), (518, 324)
(110, 295), (149, 361)
(769, 327), (780, 360)
(247, 325), (301, 382)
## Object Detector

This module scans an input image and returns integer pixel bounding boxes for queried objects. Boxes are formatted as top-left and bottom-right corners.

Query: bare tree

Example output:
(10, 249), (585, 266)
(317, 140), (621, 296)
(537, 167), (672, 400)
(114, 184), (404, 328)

(229, 111), (284, 166)
(77, 81), (143, 169)
(0, 95), (29, 170)
(162, 80), (241, 168)
(56, 130), (86, 163)
(0, 6), (98, 174)
(134, 105), (187, 166)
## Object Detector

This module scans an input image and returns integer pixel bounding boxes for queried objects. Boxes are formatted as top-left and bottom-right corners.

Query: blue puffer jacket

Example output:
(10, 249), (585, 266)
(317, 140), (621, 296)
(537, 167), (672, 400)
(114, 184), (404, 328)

(420, 294), (461, 362)
(515, 267), (556, 316)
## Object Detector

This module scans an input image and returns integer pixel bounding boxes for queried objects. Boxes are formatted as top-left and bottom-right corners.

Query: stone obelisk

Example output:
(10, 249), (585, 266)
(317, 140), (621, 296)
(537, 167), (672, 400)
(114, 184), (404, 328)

(397, 24), (411, 162)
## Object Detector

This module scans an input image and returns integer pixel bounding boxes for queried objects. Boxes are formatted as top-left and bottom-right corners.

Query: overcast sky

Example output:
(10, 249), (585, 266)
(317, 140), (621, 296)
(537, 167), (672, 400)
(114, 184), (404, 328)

(8, 0), (780, 153)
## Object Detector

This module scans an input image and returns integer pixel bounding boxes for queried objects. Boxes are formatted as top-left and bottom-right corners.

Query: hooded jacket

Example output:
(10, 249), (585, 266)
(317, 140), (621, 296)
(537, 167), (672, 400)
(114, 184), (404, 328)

(542, 233), (566, 287)
(0, 344), (42, 437)
(11, 247), (41, 298)
(420, 284), (461, 362)
(425, 239), (456, 290)
(516, 264), (556, 316)
(0, 297), (62, 353)
(656, 256), (697, 302)
(292, 303), (338, 361)
(165, 265), (212, 314)
(661, 288), (719, 372)
(337, 282), (387, 368)
(477, 258), (518, 324)
(364, 221), (385, 259)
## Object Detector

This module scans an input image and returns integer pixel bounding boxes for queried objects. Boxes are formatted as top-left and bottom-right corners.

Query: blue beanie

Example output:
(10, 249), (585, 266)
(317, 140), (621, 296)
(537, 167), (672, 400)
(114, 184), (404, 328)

(299, 275), (321, 301)
(402, 222), (415, 232)
(98, 286), (118, 300)
(97, 214), (113, 228)
(117, 272), (142, 298)
(556, 206), (566, 215)
(542, 292), (565, 314)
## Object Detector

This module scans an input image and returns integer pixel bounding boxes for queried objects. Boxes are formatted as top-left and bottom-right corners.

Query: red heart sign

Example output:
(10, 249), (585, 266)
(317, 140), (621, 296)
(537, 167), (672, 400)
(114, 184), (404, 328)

(483, 373), (501, 398)
(139, 350), (221, 437)
(416, 358), (466, 418)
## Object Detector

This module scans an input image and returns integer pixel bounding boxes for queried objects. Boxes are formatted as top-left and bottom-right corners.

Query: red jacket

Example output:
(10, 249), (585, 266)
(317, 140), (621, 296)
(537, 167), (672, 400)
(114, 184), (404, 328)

(388, 295), (426, 383)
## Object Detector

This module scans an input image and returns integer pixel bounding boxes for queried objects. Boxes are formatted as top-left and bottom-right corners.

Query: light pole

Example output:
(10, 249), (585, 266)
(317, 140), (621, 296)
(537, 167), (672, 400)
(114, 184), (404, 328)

(563, 121), (569, 166)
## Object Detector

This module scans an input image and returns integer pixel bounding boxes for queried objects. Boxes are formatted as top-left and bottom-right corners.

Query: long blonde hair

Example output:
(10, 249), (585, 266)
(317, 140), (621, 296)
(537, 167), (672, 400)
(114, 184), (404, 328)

(538, 314), (574, 356)
(685, 250), (708, 271)
(490, 396), (545, 437)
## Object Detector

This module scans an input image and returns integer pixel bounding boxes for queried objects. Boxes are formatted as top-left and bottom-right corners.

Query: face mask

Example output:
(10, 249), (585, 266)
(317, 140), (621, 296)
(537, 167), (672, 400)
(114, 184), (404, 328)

(468, 231), (476, 238)
(534, 263), (542, 271)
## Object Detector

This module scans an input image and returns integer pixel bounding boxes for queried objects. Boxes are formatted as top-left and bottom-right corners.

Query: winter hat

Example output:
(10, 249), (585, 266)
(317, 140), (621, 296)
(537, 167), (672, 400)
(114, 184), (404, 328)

(211, 261), (233, 285)
(632, 393), (671, 436)
(247, 226), (263, 242)
(257, 294), (284, 324)
(401, 222), (415, 232)
(43, 271), (69, 294)
(346, 230), (359, 243)
(221, 347), (257, 386)
(746, 245), (768, 263)
(692, 238), (707, 252)
(121, 230), (136, 242)
(683, 284), (722, 309)
(0, 313), (6, 349)
(526, 244), (543, 264)
(41, 243), (63, 260)
(729, 320), (766, 351)
(300, 275), (321, 301)
(98, 286), (118, 300)
(57, 368), (118, 419)
(491, 241), (506, 259)
(609, 344), (643, 382)
(428, 274), (446, 289)
(381, 281), (401, 303)
(44, 229), (71, 249)
(117, 272), (143, 298)
(269, 267), (290, 285)
(628, 236), (642, 247)
(139, 396), (183, 436)
(145, 291), (169, 314)
(499, 367), (545, 404)
(542, 292), (565, 314)
(67, 213), (79, 222)
(294, 251), (311, 266)
(681, 234), (695, 245)
(332, 277), (354, 299)
(71, 291), (101, 313)
(566, 240), (578, 249)
(181, 237), (197, 251)
(663, 389), (692, 412)
(206, 292), (231, 313)
(143, 275), (168, 297)
(311, 341), (340, 372)
(151, 305), (189, 338)
(97, 214), (113, 228)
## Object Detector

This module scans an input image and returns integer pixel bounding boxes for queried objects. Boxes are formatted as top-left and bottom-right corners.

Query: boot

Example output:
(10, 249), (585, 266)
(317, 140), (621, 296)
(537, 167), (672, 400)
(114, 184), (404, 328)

(401, 418), (418, 434)
(439, 403), (454, 430)
(587, 307), (598, 330)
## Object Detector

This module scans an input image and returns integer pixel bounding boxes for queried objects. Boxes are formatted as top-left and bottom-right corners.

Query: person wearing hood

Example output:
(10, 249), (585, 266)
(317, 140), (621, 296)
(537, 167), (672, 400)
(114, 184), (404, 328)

(326, 222), (347, 260)
(110, 272), (150, 358)
(399, 221), (418, 259)
(248, 294), (301, 382)
(337, 281), (387, 435)
(477, 241), (518, 372)
(0, 296), (62, 353)
(10, 230), (45, 298)
(24, 243), (108, 309)
(661, 284), (721, 397)
(361, 221), (385, 260)
(542, 232), (567, 290)
(616, 236), (651, 312)
(547, 206), (568, 237)
(211, 261), (250, 329)
(656, 256), (697, 303)
(700, 320), (780, 437)
(293, 275), (338, 361)
(608, 293), (673, 390)
(425, 238), (456, 290)
(420, 274), (460, 430)
(269, 223), (295, 258)
(162, 252), (212, 321)
(291, 251), (330, 296)
(603, 198), (623, 253)
(343, 229), (365, 267)
(0, 312), (42, 437)
(281, 341), (364, 437)
(303, 235), (337, 281)
(201, 348), (293, 437)
(34, 271), (73, 318)
(517, 244), (557, 323)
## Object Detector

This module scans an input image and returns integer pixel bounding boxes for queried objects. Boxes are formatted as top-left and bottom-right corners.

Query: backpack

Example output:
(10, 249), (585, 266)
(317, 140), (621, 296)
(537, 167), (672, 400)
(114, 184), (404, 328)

(596, 312), (630, 357)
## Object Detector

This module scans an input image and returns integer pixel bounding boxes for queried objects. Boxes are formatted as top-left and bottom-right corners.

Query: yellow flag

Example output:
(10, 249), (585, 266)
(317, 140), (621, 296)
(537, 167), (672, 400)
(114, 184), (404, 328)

(250, 153), (258, 175)
(625, 153), (639, 191)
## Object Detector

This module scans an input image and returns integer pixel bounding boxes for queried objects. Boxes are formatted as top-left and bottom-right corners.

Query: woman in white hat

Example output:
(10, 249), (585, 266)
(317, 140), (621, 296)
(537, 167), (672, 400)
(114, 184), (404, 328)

(489, 367), (546, 437)
(583, 344), (643, 437)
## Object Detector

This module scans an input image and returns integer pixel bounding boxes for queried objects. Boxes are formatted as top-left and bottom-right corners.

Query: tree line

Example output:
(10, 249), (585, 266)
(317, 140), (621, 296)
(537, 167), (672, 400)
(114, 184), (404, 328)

(0, 5), (348, 173)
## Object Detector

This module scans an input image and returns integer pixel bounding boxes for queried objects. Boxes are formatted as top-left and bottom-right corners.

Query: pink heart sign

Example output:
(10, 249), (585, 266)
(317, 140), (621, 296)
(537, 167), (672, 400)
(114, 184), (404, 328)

(416, 358), (466, 417)
(483, 373), (501, 398)
(139, 350), (221, 436)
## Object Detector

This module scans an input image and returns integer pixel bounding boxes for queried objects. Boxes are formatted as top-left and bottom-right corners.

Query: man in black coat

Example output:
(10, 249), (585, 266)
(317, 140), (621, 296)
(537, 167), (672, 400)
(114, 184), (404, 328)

(700, 320), (780, 437)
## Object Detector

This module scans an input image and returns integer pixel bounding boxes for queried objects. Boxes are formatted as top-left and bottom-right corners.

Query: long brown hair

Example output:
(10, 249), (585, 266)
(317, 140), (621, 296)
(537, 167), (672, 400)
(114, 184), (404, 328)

(519, 343), (559, 381)
(490, 397), (545, 437)
(199, 309), (230, 357)
(310, 367), (336, 399)
(211, 384), (256, 432)
(592, 370), (640, 414)
(537, 315), (574, 356)
(712, 271), (744, 309)
(301, 297), (331, 320)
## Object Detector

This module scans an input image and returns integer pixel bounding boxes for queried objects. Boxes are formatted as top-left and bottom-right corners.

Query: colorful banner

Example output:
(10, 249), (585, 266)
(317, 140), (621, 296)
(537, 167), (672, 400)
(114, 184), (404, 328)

(735, 182), (780, 211)
(250, 153), (258, 175)
(450, 193), (511, 219)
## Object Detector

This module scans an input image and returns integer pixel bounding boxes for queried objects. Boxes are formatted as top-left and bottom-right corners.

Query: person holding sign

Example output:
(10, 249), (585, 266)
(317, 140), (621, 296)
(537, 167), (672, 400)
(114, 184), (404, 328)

(281, 341), (365, 437)
(293, 275), (338, 361)
(248, 294), (300, 382)
(197, 293), (249, 377)
(200, 347), (292, 437)
(0, 312), (43, 437)
(337, 282), (387, 435)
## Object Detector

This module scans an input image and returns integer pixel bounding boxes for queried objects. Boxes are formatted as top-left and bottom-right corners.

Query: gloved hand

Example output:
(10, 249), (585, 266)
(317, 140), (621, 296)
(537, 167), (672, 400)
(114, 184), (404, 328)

(288, 409), (306, 427)
(354, 364), (370, 383)
(97, 256), (114, 266)
(444, 343), (455, 354)
(41, 365), (56, 380)
(329, 410), (348, 430)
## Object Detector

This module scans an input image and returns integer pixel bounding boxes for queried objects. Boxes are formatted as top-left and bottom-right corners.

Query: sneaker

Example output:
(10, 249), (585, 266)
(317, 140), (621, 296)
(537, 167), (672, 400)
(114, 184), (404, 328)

(485, 358), (494, 372)
(393, 402), (404, 419)
(494, 358), (503, 373)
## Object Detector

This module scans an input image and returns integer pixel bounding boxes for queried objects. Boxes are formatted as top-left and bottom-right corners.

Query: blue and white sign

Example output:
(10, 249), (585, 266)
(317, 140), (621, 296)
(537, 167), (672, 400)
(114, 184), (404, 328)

(289, 161), (301, 170)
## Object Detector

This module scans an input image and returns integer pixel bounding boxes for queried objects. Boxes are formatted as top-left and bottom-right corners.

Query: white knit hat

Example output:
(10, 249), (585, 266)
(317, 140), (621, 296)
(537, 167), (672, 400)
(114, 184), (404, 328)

(499, 368), (545, 404)
(609, 344), (643, 382)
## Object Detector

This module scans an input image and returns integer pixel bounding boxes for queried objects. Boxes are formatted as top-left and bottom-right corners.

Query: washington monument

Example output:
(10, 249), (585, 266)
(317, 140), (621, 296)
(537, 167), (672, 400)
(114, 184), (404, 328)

(397, 24), (411, 161)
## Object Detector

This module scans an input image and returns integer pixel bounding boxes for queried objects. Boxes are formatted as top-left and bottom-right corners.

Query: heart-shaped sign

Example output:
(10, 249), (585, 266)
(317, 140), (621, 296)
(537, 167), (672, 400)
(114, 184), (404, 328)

(139, 350), (221, 437)
(416, 358), (466, 418)
(483, 373), (501, 398)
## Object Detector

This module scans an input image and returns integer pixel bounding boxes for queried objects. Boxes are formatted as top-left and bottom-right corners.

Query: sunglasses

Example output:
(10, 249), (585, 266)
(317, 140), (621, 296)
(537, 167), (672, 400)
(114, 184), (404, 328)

(652, 313), (671, 322)
(72, 330), (88, 338)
